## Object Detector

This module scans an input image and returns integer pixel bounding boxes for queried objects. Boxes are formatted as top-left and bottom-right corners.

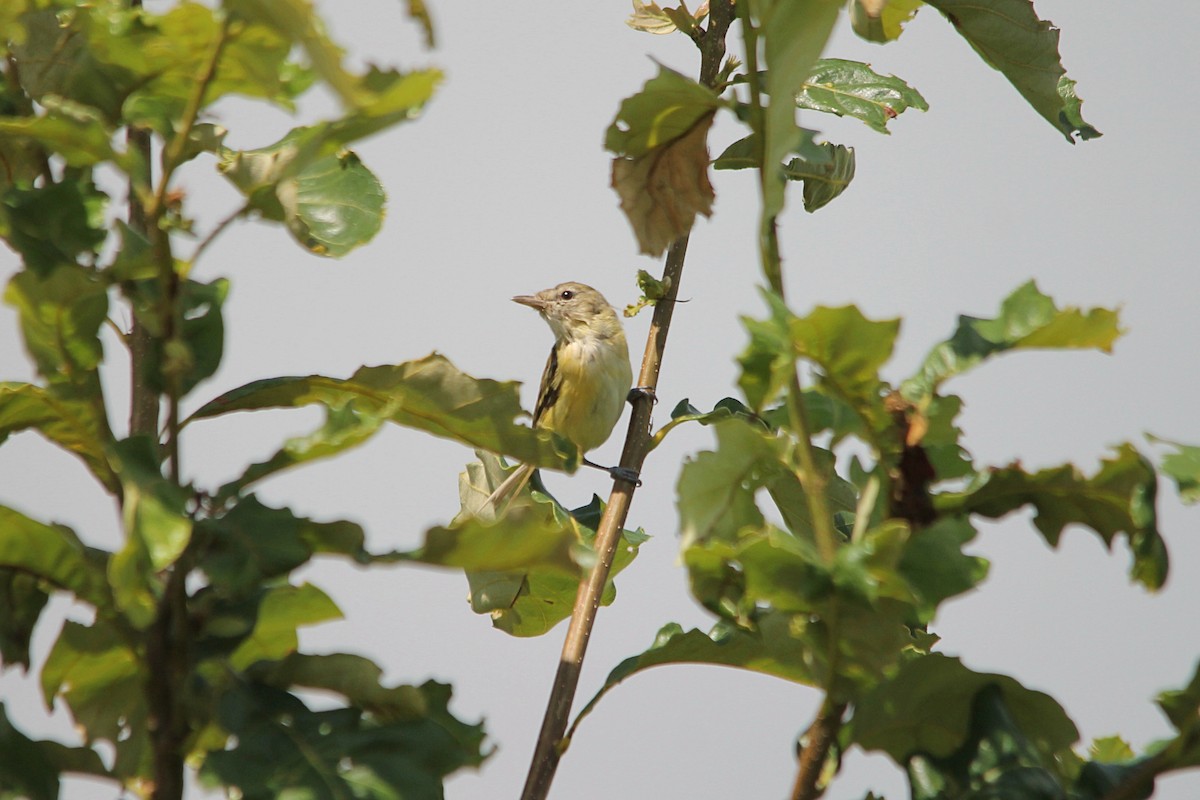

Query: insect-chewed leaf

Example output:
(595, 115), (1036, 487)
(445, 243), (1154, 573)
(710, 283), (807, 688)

(936, 444), (1166, 590)
(797, 59), (928, 133)
(924, 0), (1100, 142)
(904, 280), (1121, 398)
(784, 142), (856, 212)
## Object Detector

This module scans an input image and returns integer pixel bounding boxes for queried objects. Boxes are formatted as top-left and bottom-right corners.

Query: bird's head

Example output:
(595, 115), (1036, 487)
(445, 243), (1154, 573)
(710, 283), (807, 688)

(513, 282), (622, 343)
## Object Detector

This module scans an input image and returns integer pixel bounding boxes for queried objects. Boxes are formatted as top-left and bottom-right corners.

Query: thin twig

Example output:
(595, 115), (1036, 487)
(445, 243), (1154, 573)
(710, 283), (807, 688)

(519, 10), (734, 799)
(520, 235), (691, 800)
(190, 203), (248, 267)
(790, 701), (847, 800)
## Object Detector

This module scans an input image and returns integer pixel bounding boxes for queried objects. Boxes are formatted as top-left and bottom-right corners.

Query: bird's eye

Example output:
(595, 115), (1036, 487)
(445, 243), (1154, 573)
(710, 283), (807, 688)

(560, 290), (575, 300)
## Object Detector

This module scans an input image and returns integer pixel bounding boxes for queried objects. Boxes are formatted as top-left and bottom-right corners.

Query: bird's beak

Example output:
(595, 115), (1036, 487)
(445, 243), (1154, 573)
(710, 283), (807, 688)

(512, 295), (546, 311)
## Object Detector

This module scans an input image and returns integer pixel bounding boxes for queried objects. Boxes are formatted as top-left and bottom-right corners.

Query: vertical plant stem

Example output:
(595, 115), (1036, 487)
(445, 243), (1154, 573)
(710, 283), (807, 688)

(134, 11), (228, 800)
(736, 3), (837, 564)
(735, 5), (845, 794)
(127, 125), (159, 438)
(521, 237), (690, 800)
(790, 700), (848, 800)
(520, 9), (733, 799)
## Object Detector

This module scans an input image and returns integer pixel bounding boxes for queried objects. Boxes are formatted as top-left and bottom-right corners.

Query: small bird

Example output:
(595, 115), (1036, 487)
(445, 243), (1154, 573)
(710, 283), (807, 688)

(482, 282), (634, 513)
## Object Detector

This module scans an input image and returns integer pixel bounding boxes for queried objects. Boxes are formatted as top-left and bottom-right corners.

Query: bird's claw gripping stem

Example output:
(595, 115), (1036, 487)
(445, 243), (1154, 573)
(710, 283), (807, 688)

(628, 386), (656, 405)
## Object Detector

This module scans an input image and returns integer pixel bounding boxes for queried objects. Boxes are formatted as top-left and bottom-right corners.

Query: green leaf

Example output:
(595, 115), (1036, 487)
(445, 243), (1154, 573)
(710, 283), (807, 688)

(281, 150), (385, 257)
(0, 568), (47, 670)
(214, 403), (383, 503)
(1, 182), (108, 277)
(784, 141), (856, 212)
(202, 679), (486, 800)
(189, 353), (580, 473)
(677, 418), (777, 549)
(9, 7), (132, 122)
(1148, 435), (1200, 505)
(4, 264), (108, 394)
(739, 290), (900, 439)
(648, 396), (764, 451)
(935, 443), (1166, 590)
(897, 517), (988, 622)
(852, 653), (1079, 763)
(918, 393), (973, 481)
(249, 653), (427, 720)
(0, 108), (119, 168)
(904, 280), (1122, 398)
(224, 0), (388, 111)
(796, 58), (928, 133)
(1157, 660), (1200, 734)
(107, 437), (193, 628)
(216, 68), (441, 192)
(197, 496), (367, 598)
(0, 505), (109, 608)
(605, 65), (721, 158)
(850, 0), (923, 43)
(0, 702), (61, 800)
(607, 66), (719, 256)
(923, 0), (1100, 142)
(441, 465), (648, 637)
(570, 616), (820, 738)
(228, 583), (342, 670)
(757, 0), (843, 219)
(623, 268), (669, 317)
(40, 619), (148, 777)
(0, 382), (118, 493)
(131, 278), (229, 397)
(899, 681), (1077, 800)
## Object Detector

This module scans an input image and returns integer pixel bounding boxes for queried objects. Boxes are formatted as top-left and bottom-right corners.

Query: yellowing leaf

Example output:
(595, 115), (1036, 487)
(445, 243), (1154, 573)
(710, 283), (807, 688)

(612, 112), (715, 257)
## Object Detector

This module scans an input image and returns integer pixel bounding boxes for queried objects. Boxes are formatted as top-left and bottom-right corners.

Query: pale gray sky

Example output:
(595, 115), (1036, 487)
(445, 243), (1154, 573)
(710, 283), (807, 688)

(2, 2), (1198, 798)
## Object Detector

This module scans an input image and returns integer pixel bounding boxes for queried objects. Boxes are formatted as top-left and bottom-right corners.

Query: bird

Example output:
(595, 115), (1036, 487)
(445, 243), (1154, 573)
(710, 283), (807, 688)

(481, 282), (634, 515)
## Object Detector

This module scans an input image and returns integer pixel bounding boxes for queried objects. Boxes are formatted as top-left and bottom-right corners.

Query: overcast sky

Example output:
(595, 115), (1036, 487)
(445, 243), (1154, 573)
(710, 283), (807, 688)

(2, 2), (1199, 799)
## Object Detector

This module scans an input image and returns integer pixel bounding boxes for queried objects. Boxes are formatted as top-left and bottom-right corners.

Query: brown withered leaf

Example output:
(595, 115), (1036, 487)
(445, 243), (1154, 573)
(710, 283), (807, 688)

(611, 111), (715, 257)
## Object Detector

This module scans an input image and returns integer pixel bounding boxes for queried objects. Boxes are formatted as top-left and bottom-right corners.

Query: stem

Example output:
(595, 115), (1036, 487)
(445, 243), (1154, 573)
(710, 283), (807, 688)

(790, 701), (847, 800)
(521, 236), (690, 800)
(736, 4), (838, 565)
(150, 21), (228, 218)
(520, 10), (734, 798)
(190, 203), (248, 267)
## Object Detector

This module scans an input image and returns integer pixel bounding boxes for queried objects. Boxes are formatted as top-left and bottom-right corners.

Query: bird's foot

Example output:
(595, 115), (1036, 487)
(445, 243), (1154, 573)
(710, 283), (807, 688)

(583, 458), (642, 487)
(628, 386), (657, 405)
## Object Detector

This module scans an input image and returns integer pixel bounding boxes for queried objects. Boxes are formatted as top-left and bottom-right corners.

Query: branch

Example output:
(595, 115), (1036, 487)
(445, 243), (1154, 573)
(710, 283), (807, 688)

(790, 701), (847, 800)
(520, 9), (734, 799)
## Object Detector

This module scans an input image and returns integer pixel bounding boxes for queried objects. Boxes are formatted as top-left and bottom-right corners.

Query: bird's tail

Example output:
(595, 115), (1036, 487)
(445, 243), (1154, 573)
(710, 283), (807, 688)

(478, 463), (535, 520)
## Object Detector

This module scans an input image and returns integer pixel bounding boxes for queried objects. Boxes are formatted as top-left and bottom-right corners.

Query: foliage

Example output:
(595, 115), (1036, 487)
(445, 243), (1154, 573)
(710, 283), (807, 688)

(0, 2), (1192, 800)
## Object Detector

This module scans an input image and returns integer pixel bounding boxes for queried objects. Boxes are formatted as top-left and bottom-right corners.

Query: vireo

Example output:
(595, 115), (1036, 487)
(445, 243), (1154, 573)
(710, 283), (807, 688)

(484, 282), (633, 512)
